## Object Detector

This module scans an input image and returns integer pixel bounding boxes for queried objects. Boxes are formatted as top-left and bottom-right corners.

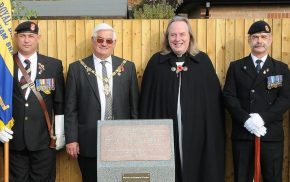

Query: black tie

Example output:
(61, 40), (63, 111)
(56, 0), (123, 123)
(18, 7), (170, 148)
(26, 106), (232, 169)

(19, 59), (31, 96)
(255, 59), (262, 73)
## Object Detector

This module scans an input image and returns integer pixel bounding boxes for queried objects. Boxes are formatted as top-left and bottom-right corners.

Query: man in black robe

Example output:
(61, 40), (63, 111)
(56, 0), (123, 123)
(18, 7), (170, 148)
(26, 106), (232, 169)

(139, 16), (225, 182)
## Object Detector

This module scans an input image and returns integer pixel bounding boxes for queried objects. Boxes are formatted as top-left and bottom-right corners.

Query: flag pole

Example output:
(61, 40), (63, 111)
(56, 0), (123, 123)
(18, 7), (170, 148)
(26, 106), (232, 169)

(254, 136), (260, 182)
(4, 143), (9, 182)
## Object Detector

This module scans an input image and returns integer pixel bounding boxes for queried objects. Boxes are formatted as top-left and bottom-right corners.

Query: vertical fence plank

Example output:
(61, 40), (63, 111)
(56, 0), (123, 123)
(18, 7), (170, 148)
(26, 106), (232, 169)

(56, 20), (67, 73)
(234, 19), (245, 60)
(150, 20), (160, 56)
(206, 19), (216, 67)
(66, 20), (76, 67)
(216, 19), (226, 84)
(85, 20), (94, 56)
(196, 19), (207, 52)
(141, 20), (151, 70)
(132, 20), (142, 86)
(272, 19), (282, 60)
(189, 19), (197, 43)
(47, 20), (57, 58)
(244, 19), (254, 56)
(122, 20), (132, 61)
(75, 20), (86, 60)
(112, 19), (123, 58)
(38, 20), (48, 56)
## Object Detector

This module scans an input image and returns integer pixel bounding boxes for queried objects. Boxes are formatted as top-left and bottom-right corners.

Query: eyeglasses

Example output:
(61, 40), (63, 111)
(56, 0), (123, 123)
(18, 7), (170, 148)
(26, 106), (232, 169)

(95, 38), (114, 44)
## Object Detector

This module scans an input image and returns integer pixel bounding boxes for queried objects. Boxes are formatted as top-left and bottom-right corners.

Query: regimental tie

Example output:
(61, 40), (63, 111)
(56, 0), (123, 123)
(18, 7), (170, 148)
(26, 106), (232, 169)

(255, 59), (262, 74)
(19, 59), (31, 96)
(101, 61), (113, 120)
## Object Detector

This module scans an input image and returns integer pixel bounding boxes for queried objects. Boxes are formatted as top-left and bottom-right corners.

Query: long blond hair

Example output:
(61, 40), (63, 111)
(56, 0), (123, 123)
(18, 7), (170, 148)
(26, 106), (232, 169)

(161, 16), (199, 56)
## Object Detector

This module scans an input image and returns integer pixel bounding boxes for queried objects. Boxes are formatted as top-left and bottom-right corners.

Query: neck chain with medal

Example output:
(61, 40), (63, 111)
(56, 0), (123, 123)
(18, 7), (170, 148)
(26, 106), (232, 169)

(79, 59), (127, 95)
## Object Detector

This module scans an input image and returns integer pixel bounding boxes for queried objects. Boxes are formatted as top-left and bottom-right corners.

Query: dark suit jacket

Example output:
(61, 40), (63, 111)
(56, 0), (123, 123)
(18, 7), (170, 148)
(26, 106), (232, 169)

(223, 55), (290, 141)
(11, 53), (65, 151)
(64, 55), (139, 157)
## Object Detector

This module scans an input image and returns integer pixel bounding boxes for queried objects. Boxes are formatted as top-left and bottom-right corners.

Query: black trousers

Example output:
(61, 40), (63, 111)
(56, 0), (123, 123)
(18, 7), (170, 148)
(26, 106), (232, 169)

(9, 148), (56, 182)
(232, 140), (283, 182)
(78, 155), (97, 182)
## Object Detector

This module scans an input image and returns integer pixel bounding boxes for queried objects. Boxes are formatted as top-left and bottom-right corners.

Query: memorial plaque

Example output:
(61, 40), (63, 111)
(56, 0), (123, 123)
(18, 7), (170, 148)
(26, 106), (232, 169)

(100, 125), (171, 161)
(97, 119), (175, 182)
(122, 173), (150, 182)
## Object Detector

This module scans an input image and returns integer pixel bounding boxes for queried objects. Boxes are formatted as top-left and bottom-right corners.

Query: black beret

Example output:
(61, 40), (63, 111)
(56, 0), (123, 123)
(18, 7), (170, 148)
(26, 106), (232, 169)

(248, 20), (271, 35)
(15, 21), (39, 34)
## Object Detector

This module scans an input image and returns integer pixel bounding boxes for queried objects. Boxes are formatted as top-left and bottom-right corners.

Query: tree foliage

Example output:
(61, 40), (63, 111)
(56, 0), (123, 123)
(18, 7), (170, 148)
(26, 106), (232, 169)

(133, 2), (176, 19)
(11, 0), (37, 20)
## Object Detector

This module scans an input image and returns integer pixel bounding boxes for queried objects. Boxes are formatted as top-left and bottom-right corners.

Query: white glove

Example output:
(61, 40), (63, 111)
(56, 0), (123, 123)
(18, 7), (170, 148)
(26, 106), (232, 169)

(244, 117), (255, 133)
(250, 113), (267, 137)
(0, 126), (13, 143)
(55, 115), (65, 150)
(244, 114), (267, 137)
(250, 113), (265, 127)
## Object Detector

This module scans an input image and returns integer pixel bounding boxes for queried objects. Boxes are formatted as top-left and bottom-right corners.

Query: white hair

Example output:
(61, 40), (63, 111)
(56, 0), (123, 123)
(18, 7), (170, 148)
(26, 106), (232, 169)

(92, 23), (116, 40)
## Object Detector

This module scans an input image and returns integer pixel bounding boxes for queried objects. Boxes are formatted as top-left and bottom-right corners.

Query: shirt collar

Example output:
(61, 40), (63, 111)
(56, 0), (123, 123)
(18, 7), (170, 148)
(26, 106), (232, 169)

(18, 52), (37, 64)
(251, 53), (268, 64)
(93, 54), (112, 65)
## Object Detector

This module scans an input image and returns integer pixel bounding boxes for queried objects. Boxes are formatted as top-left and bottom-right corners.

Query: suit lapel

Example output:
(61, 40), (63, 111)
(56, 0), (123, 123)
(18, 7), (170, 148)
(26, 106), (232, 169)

(112, 56), (122, 114)
(13, 58), (25, 99)
(252, 56), (274, 87)
(241, 56), (256, 80)
(83, 56), (101, 102)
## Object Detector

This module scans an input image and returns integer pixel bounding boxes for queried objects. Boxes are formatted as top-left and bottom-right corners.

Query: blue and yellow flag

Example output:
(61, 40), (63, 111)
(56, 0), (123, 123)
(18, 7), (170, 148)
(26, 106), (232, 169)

(0, 0), (14, 129)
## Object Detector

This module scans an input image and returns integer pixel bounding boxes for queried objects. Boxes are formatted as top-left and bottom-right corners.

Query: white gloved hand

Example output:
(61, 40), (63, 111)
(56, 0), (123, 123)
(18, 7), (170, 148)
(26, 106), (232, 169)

(0, 126), (13, 143)
(55, 115), (65, 150)
(249, 113), (265, 128)
(244, 117), (255, 134)
(250, 113), (267, 137)
(252, 126), (267, 137)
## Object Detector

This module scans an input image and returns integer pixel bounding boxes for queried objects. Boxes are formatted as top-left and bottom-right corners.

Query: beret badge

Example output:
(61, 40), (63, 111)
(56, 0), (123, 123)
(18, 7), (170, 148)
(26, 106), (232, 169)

(30, 23), (36, 31)
(265, 25), (269, 32)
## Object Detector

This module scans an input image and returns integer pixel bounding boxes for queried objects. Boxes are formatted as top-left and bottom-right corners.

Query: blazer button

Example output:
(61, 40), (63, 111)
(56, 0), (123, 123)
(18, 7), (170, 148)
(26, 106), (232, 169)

(25, 103), (29, 107)
(251, 89), (255, 93)
(25, 117), (28, 120)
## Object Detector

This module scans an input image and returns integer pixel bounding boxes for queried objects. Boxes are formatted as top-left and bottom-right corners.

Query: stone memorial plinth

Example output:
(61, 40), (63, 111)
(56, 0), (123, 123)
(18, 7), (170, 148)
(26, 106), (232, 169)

(97, 119), (175, 182)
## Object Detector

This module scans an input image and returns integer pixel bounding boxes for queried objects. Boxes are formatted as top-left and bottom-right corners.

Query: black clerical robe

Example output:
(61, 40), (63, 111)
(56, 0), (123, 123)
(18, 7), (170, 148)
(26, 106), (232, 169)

(139, 51), (225, 182)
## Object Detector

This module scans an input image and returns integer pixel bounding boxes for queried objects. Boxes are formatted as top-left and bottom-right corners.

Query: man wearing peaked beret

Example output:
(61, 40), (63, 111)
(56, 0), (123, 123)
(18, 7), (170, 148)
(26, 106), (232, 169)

(2, 21), (66, 182)
(224, 20), (290, 182)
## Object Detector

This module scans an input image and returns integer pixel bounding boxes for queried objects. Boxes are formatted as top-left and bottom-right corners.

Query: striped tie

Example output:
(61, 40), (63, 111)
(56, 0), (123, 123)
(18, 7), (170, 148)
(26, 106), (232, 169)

(19, 59), (31, 96)
(100, 61), (113, 120)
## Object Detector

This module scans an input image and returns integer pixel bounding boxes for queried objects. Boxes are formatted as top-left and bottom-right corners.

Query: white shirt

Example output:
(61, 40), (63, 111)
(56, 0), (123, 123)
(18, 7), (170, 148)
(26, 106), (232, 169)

(93, 54), (113, 120)
(17, 52), (37, 100)
(251, 54), (267, 69)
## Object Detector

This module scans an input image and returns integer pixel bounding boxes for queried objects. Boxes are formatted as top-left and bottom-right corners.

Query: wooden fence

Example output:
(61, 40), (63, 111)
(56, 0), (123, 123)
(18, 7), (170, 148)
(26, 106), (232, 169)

(0, 19), (290, 182)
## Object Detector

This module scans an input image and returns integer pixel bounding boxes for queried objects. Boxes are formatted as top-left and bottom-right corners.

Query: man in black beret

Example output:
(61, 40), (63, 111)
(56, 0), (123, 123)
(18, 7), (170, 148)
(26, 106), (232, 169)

(3, 21), (66, 182)
(224, 20), (290, 182)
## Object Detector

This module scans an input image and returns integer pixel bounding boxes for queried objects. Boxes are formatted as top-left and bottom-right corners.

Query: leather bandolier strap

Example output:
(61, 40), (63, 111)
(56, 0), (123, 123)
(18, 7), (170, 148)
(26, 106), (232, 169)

(14, 54), (56, 148)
